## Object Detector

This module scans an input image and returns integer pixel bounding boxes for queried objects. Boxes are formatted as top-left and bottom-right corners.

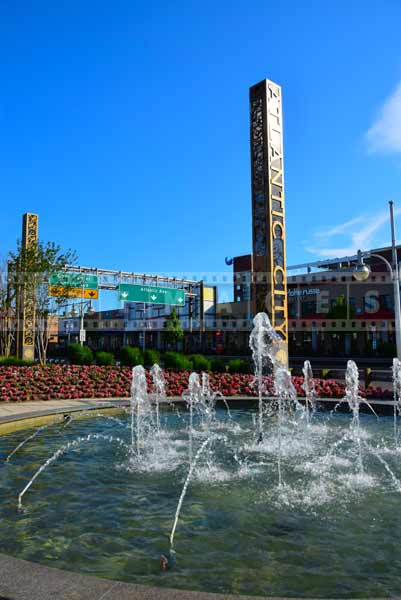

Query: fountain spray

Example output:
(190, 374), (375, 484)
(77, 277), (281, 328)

(130, 365), (149, 458)
(186, 373), (202, 467)
(344, 360), (364, 473)
(393, 358), (401, 447)
(5, 417), (64, 462)
(150, 363), (166, 433)
(17, 434), (130, 510)
(249, 313), (280, 443)
(169, 436), (213, 555)
(302, 360), (316, 425)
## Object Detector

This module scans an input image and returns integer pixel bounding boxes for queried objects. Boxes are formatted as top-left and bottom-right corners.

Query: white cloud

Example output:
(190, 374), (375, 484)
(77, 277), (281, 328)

(315, 216), (364, 240)
(366, 79), (401, 154)
(307, 209), (401, 259)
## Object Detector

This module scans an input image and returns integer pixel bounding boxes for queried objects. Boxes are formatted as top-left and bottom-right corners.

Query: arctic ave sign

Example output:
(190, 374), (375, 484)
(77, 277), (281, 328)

(119, 283), (185, 306)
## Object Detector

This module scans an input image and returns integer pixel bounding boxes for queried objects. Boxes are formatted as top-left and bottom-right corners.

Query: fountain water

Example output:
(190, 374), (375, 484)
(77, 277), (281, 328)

(393, 357), (401, 446)
(184, 372), (202, 466)
(5, 417), (65, 462)
(169, 435), (213, 552)
(150, 363), (166, 432)
(249, 313), (278, 442)
(344, 360), (364, 473)
(302, 360), (316, 424)
(130, 365), (151, 457)
(17, 433), (130, 510)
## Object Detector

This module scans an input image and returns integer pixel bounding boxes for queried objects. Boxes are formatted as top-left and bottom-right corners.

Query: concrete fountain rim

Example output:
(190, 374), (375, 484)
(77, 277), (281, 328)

(0, 551), (298, 600)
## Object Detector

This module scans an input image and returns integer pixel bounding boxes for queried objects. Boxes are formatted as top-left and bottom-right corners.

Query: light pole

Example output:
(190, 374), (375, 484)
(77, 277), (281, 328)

(353, 200), (401, 360)
(66, 301), (94, 346)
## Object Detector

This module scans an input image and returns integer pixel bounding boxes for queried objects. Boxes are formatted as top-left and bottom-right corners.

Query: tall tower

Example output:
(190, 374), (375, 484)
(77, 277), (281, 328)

(250, 78), (288, 351)
(17, 213), (39, 361)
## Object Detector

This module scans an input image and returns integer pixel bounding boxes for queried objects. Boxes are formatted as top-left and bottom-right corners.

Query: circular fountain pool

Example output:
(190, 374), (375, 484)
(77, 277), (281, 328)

(1, 406), (401, 599)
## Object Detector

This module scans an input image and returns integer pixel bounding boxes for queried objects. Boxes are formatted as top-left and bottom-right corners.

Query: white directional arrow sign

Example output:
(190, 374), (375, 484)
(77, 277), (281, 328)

(119, 283), (185, 306)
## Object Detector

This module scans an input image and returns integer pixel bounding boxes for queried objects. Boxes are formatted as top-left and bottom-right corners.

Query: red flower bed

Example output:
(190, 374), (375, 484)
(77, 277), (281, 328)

(0, 365), (393, 403)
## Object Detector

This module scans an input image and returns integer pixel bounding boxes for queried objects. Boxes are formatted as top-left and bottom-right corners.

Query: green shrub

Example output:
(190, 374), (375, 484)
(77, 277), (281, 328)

(378, 342), (396, 358)
(227, 358), (252, 374)
(189, 354), (211, 372)
(143, 349), (160, 367)
(120, 346), (144, 367)
(163, 351), (193, 370)
(96, 351), (115, 366)
(68, 344), (94, 365)
(210, 358), (227, 373)
(0, 356), (35, 366)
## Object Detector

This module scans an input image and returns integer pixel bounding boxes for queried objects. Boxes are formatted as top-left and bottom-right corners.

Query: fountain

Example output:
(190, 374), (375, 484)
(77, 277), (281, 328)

(393, 357), (401, 445)
(302, 359), (316, 424)
(2, 313), (401, 597)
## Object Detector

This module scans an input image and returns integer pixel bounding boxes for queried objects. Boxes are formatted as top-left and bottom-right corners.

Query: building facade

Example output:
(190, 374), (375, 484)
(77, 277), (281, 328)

(216, 247), (400, 357)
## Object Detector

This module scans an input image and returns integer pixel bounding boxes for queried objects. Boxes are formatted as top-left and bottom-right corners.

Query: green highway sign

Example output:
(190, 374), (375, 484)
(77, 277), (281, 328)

(119, 283), (185, 306)
(49, 272), (98, 290)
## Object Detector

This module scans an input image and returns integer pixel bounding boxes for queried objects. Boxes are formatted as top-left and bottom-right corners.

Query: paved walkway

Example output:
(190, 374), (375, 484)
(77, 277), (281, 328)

(0, 398), (128, 423)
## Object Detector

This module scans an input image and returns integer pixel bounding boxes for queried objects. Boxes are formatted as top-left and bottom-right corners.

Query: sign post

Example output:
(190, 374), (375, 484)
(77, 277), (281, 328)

(49, 273), (99, 300)
(118, 283), (185, 306)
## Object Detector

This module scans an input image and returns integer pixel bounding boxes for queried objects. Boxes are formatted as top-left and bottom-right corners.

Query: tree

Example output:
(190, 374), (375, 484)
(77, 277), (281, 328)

(162, 308), (184, 349)
(0, 258), (14, 357)
(327, 295), (355, 319)
(8, 240), (77, 365)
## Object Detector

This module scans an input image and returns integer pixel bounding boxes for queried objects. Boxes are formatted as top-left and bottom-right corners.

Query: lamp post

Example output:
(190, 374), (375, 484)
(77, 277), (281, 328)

(65, 301), (94, 346)
(353, 201), (401, 360)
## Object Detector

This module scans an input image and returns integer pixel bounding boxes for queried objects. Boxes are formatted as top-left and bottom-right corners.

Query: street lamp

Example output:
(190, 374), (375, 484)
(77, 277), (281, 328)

(352, 251), (370, 282)
(353, 200), (401, 360)
(63, 301), (94, 346)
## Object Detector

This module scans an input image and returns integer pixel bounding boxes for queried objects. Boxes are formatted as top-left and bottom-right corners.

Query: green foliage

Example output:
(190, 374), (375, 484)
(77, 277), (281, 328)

(143, 349), (160, 367)
(96, 351), (115, 366)
(210, 357), (227, 373)
(321, 369), (331, 379)
(8, 239), (77, 365)
(0, 356), (35, 366)
(163, 351), (193, 370)
(68, 344), (94, 365)
(189, 354), (211, 372)
(161, 308), (184, 348)
(227, 359), (252, 374)
(377, 341), (396, 358)
(120, 346), (144, 367)
(327, 295), (355, 319)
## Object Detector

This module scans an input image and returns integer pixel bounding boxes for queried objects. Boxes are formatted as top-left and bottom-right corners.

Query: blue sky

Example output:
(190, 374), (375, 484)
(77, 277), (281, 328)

(1, 0), (401, 306)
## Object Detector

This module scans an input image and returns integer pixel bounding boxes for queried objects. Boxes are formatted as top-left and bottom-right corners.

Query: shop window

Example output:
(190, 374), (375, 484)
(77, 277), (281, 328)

(301, 301), (316, 316)
(380, 294), (393, 310)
